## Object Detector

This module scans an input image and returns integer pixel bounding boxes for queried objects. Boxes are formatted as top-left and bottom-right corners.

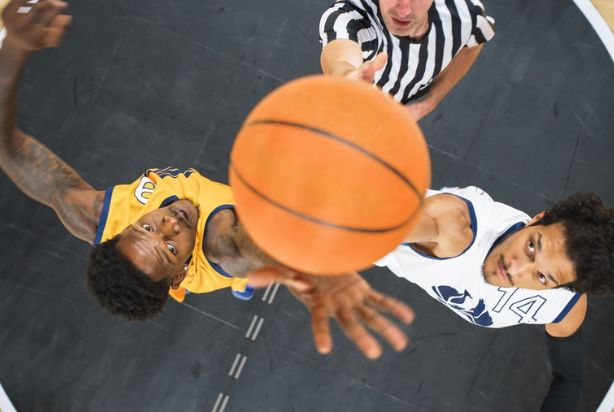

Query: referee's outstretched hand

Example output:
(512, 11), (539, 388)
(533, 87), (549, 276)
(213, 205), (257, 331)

(248, 265), (414, 360)
(2, 0), (71, 51)
(345, 52), (387, 83)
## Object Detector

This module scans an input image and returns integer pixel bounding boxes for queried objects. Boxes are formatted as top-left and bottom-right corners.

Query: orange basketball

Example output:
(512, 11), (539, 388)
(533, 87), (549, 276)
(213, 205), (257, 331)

(229, 75), (430, 275)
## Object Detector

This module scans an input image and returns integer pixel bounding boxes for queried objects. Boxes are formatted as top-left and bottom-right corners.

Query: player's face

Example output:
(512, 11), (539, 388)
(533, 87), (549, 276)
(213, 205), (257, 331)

(482, 222), (576, 290)
(380, 0), (433, 37)
(116, 200), (199, 284)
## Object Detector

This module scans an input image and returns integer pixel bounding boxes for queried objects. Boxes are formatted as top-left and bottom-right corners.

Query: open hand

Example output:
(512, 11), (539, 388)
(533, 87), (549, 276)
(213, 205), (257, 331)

(248, 266), (414, 359)
(344, 52), (387, 83)
(2, 0), (71, 51)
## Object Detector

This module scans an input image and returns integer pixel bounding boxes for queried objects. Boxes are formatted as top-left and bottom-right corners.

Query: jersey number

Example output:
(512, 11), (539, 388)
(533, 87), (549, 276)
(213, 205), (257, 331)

(493, 288), (547, 324)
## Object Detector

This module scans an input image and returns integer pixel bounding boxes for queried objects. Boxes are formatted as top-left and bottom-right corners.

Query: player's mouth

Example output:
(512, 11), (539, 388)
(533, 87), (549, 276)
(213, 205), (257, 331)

(172, 202), (197, 229)
(497, 257), (512, 285)
(391, 16), (412, 28)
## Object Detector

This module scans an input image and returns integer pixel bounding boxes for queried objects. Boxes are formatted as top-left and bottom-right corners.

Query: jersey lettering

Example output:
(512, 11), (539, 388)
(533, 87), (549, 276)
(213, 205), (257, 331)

(493, 287), (517, 312)
(509, 295), (547, 324)
(134, 176), (156, 205)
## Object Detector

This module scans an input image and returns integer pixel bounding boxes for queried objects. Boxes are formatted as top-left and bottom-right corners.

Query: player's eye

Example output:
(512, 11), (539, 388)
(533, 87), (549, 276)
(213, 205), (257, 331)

(528, 239), (535, 255)
(142, 224), (153, 232)
(538, 273), (547, 285)
(167, 243), (177, 255)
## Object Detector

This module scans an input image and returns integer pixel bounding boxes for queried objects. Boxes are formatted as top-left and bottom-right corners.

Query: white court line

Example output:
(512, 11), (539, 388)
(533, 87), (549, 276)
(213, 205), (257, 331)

(596, 380), (614, 412)
(234, 356), (248, 379)
(572, 0), (614, 63)
(0, 382), (17, 412)
(251, 317), (264, 341)
(218, 394), (230, 412)
(211, 393), (224, 412)
(267, 282), (281, 304)
(228, 353), (242, 377)
(261, 283), (273, 302)
(245, 315), (259, 338)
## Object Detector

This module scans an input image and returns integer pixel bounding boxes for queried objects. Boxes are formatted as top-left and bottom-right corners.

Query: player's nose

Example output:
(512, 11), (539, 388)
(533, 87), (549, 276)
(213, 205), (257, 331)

(161, 215), (181, 235)
(509, 258), (534, 281)
(395, 0), (412, 16)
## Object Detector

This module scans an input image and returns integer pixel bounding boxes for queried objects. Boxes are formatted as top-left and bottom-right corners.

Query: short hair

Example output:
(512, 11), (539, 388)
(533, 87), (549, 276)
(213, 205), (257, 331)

(86, 236), (171, 321)
(535, 192), (614, 296)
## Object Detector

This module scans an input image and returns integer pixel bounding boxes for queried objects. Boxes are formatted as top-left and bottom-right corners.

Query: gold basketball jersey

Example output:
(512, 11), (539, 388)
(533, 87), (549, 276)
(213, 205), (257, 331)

(94, 167), (248, 302)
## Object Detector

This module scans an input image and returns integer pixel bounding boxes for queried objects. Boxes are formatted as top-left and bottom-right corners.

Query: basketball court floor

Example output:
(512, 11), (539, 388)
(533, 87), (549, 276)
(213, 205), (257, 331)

(0, 0), (612, 411)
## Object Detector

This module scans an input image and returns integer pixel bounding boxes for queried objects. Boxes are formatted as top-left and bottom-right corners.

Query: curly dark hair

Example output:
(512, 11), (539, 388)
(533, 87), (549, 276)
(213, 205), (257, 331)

(535, 192), (614, 296)
(86, 236), (171, 321)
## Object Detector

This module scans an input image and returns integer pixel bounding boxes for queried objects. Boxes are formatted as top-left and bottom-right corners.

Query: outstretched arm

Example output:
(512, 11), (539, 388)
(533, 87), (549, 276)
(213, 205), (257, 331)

(0, 0), (103, 243)
(320, 39), (388, 83)
(541, 294), (587, 412)
(405, 44), (483, 122)
(230, 223), (414, 360)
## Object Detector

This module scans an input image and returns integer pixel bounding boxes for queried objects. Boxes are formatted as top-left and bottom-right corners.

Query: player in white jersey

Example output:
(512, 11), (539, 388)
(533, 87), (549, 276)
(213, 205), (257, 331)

(373, 186), (613, 411)
(376, 186), (581, 328)
(257, 186), (614, 411)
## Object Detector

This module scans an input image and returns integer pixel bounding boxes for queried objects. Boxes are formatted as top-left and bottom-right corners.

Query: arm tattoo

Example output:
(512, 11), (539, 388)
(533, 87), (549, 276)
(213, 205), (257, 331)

(1, 134), (100, 242)
(0, 46), (101, 242)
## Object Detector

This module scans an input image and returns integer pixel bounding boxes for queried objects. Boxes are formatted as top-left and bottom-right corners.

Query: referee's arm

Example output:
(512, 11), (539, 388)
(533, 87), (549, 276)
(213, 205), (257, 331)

(541, 294), (587, 412)
(321, 39), (387, 83)
(406, 44), (483, 121)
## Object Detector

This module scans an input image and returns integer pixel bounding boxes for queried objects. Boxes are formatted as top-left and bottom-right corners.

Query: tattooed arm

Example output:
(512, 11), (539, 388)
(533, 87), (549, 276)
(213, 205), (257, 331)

(0, 0), (103, 243)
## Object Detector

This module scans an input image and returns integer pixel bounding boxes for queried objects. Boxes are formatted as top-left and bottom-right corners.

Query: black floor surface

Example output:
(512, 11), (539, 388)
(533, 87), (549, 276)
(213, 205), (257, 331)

(0, 0), (613, 411)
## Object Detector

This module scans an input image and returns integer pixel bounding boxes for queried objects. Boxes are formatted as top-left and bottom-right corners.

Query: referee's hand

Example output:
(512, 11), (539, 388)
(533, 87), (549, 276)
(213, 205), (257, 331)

(345, 52), (387, 83)
(248, 265), (414, 360)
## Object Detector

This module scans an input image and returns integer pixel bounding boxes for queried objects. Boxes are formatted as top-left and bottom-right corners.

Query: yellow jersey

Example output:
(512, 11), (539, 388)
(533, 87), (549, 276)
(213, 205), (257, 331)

(94, 167), (248, 302)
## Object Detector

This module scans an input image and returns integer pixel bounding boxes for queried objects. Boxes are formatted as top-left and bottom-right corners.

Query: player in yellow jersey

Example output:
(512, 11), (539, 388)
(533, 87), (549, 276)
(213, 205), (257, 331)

(92, 166), (253, 305)
(0, 0), (413, 359)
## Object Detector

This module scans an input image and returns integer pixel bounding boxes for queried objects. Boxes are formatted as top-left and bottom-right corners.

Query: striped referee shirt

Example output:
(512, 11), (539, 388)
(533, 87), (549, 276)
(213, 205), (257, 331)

(319, 0), (496, 104)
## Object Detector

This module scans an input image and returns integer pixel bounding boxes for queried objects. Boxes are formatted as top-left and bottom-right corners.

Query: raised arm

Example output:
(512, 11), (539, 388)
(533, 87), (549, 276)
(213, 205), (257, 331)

(0, 0), (103, 243)
(320, 39), (388, 83)
(231, 221), (414, 360)
(405, 44), (483, 122)
(402, 194), (474, 258)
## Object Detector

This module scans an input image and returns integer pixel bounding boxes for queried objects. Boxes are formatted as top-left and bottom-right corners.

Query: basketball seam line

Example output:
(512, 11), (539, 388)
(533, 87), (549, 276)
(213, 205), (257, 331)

(230, 161), (422, 234)
(247, 118), (424, 201)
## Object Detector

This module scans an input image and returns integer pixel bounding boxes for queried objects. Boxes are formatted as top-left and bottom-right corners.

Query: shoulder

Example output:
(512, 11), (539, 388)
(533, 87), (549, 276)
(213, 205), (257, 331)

(546, 294), (587, 337)
(423, 194), (474, 256)
(320, 0), (373, 29)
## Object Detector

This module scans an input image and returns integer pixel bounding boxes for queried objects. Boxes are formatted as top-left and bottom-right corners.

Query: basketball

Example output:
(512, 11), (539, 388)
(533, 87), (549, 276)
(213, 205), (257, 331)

(229, 75), (431, 275)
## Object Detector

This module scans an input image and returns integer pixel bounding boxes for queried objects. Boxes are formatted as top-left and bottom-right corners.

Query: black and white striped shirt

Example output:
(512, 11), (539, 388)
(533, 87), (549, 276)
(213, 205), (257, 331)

(319, 0), (496, 104)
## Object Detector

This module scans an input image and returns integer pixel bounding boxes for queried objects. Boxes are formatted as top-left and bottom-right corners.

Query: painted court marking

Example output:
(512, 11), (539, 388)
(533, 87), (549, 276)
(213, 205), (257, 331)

(0, 382), (17, 412)
(572, 0), (614, 63)
(596, 380), (614, 412)
(211, 393), (230, 412)
(212, 283), (283, 410)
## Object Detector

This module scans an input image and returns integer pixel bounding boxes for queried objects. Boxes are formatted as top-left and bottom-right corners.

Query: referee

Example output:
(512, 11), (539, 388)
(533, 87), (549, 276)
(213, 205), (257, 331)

(319, 0), (496, 121)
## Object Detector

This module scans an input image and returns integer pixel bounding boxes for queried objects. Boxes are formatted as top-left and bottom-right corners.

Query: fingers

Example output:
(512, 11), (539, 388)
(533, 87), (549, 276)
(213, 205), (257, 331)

(247, 266), (311, 292)
(371, 52), (388, 70)
(367, 290), (415, 325)
(31, 0), (67, 26)
(337, 307), (382, 359)
(311, 305), (332, 355)
(356, 306), (408, 352)
(358, 52), (388, 82)
(3, 0), (71, 50)
(44, 15), (71, 46)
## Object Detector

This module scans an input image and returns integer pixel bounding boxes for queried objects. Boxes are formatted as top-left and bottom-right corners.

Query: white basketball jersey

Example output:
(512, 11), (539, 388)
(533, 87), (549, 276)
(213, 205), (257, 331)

(376, 186), (580, 328)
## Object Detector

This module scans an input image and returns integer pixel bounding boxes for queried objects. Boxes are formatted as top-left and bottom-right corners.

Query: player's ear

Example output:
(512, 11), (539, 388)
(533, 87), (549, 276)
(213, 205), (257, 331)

(528, 211), (546, 225)
(171, 264), (189, 289)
